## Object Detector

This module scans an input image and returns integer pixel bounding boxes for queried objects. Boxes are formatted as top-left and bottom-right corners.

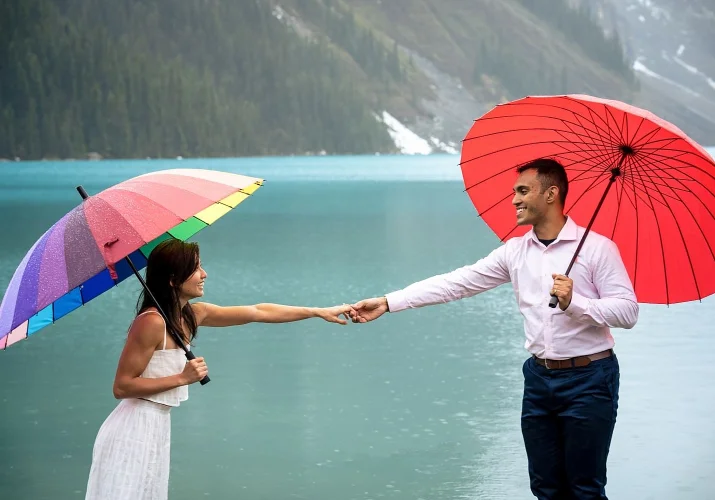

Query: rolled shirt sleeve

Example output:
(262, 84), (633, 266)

(564, 238), (639, 329)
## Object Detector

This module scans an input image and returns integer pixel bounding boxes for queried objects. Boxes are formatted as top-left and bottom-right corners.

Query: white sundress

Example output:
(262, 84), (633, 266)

(85, 311), (189, 500)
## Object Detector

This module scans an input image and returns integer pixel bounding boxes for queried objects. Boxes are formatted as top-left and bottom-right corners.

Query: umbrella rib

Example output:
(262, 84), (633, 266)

(629, 155), (671, 304)
(499, 223), (521, 242)
(628, 154), (706, 192)
(462, 141), (620, 191)
(478, 107), (621, 149)
(621, 157), (692, 201)
(630, 154), (703, 301)
(629, 123), (664, 151)
(463, 126), (612, 151)
(625, 164), (641, 293)
(567, 107), (622, 151)
(473, 110), (612, 143)
(472, 148), (618, 220)
(506, 100), (622, 148)
(460, 139), (567, 167)
(619, 165), (657, 210)
(631, 154), (715, 263)
(564, 169), (612, 218)
(553, 143), (623, 172)
(631, 136), (685, 150)
(474, 191), (515, 219)
(632, 149), (715, 186)
(636, 151), (715, 175)
(621, 109), (630, 151)
(460, 138), (620, 168)
(626, 116), (648, 151)
(562, 97), (625, 146)
(609, 174), (625, 240)
(570, 171), (615, 183)
(562, 110), (615, 153)
(463, 163), (521, 192)
(623, 159), (665, 210)
(550, 129), (622, 168)
(614, 174), (637, 211)
(553, 119), (617, 152)
(634, 153), (715, 226)
(603, 104), (628, 148)
(633, 147), (715, 171)
(583, 106), (620, 153)
(623, 160), (684, 206)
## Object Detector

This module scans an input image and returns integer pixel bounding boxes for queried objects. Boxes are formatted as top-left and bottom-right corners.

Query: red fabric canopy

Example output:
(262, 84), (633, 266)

(460, 94), (715, 305)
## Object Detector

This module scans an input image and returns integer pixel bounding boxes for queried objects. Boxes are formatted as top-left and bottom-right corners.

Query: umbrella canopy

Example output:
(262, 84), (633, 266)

(0, 168), (263, 350)
(460, 94), (715, 305)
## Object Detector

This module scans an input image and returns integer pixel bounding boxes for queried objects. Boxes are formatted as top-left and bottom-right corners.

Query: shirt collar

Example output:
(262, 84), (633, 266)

(527, 216), (579, 245)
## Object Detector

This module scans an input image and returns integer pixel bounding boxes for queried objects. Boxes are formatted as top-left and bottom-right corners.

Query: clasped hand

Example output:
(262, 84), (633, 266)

(320, 297), (389, 324)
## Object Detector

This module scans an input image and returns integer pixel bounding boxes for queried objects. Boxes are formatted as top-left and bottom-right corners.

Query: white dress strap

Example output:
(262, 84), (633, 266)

(135, 310), (168, 350)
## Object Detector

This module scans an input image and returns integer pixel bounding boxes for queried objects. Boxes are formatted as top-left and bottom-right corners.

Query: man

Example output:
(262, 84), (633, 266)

(350, 158), (638, 499)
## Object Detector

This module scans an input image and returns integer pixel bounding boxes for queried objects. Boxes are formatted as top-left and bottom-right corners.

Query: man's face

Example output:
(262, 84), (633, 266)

(512, 169), (550, 226)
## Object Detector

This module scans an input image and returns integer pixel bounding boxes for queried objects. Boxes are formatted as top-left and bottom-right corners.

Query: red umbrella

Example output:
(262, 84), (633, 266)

(460, 94), (715, 306)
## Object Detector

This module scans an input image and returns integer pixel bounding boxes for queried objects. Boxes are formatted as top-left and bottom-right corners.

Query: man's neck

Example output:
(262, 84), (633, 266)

(533, 214), (567, 240)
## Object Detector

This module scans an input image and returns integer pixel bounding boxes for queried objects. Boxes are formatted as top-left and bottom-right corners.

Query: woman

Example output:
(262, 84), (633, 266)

(85, 239), (353, 499)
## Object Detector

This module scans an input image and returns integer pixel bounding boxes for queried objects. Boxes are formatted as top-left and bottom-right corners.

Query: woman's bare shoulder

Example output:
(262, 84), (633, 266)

(127, 309), (166, 348)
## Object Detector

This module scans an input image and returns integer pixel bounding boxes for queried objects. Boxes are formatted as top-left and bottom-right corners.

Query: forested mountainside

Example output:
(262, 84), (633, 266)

(1, 0), (654, 160)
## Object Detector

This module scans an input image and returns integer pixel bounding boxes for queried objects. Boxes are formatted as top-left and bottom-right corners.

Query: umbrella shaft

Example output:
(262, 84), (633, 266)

(124, 253), (209, 384)
(564, 168), (620, 276)
(123, 256), (190, 354)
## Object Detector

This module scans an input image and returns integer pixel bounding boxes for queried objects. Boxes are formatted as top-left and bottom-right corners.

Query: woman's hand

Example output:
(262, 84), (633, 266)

(317, 304), (355, 325)
(179, 357), (209, 385)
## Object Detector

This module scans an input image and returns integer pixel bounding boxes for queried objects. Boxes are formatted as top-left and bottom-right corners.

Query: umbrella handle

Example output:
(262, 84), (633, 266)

(548, 294), (559, 308)
(184, 349), (211, 385)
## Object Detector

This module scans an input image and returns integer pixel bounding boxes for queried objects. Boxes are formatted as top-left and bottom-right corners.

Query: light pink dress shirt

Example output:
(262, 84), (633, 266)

(385, 217), (638, 360)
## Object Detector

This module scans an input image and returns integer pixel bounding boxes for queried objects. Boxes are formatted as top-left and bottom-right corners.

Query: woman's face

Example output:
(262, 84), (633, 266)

(178, 261), (207, 301)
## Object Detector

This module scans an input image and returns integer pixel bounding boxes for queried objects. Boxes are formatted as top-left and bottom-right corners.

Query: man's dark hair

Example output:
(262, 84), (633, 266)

(517, 158), (569, 206)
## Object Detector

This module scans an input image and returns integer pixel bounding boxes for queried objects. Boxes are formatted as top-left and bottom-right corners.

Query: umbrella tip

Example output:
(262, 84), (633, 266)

(619, 144), (635, 156)
(76, 185), (90, 200)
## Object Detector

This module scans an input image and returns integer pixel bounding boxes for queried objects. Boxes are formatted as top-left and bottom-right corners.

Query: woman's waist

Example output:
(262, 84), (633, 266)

(121, 397), (174, 413)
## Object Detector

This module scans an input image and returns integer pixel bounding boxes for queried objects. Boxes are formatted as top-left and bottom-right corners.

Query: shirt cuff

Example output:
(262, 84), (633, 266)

(563, 291), (589, 319)
(385, 290), (409, 313)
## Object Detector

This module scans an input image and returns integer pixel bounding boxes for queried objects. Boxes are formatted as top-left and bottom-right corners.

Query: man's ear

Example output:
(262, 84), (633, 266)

(545, 186), (559, 204)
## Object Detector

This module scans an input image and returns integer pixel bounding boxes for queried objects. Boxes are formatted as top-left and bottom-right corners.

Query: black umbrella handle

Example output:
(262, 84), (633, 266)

(184, 349), (211, 385)
(76, 184), (211, 385)
(548, 166), (622, 308)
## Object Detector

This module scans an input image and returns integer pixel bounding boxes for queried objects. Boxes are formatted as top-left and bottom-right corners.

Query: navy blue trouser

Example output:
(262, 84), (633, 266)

(521, 353), (619, 500)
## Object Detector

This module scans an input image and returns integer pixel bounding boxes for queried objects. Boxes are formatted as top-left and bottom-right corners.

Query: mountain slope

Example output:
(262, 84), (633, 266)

(584, 0), (715, 145)
(0, 0), (396, 159)
(2, 0), (697, 160)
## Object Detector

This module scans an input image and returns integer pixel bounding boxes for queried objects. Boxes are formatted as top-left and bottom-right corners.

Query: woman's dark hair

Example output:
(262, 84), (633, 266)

(136, 239), (200, 344)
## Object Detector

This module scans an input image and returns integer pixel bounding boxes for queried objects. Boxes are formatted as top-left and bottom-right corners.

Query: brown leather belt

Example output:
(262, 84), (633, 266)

(534, 349), (612, 370)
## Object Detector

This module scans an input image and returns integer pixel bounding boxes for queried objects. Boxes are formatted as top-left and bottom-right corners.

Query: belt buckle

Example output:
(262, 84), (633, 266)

(544, 358), (552, 370)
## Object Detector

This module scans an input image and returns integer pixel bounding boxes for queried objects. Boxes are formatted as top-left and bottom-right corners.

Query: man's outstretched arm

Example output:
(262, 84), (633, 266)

(351, 245), (511, 323)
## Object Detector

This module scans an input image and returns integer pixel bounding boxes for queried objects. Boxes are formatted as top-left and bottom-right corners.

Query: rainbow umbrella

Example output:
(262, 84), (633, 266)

(0, 168), (263, 384)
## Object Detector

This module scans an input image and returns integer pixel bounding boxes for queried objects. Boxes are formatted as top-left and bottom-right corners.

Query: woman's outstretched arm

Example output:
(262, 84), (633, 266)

(192, 302), (354, 327)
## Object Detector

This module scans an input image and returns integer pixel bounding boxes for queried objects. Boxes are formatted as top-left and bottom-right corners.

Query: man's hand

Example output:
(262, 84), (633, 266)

(350, 297), (389, 323)
(551, 274), (573, 311)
